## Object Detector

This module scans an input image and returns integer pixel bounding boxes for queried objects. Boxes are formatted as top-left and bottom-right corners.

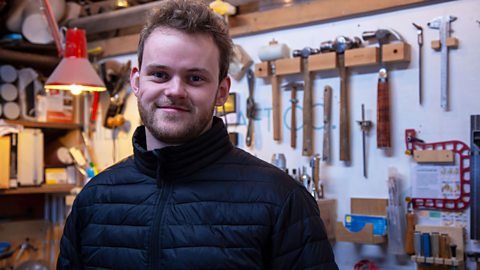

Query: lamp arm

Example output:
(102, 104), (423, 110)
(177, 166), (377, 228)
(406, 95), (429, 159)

(40, 0), (64, 57)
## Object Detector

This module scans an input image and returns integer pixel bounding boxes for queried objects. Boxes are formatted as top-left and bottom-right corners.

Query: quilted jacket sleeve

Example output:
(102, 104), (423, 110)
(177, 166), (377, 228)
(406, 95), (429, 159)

(270, 187), (338, 270)
(57, 202), (83, 270)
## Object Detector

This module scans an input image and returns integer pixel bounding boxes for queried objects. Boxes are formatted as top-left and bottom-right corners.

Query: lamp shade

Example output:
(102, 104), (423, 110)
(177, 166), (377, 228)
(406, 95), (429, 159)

(45, 28), (106, 94)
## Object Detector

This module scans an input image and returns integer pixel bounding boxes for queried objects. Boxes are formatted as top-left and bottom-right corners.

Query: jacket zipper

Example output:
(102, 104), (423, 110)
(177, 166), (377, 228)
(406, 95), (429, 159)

(150, 180), (172, 270)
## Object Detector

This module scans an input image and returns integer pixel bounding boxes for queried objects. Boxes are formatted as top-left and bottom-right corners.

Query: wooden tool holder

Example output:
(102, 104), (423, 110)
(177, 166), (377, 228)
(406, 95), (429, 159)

(317, 198), (337, 241)
(432, 37), (459, 50)
(254, 57), (302, 77)
(335, 198), (388, 244)
(254, 42), (410, 77)
(412, 225), (465, 270)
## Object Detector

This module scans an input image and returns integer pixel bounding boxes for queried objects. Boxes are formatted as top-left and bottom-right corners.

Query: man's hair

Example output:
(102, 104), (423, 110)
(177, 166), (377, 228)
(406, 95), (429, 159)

(137, 0), (233, 81)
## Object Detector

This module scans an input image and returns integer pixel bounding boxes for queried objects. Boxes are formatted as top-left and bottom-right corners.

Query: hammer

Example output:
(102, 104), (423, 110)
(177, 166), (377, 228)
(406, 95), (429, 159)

(258, 40), (290, 141)
(282, 81), (303, 149)
(362, 29), (402, 148)
(320, 36), (361, 161)
(293, 47), (320, 156)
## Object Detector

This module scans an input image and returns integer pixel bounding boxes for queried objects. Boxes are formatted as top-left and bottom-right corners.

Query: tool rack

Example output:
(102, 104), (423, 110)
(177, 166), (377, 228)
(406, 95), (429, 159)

(254, 42), (410, 78)
(412, 225), (465, 270)
(335, 198), (388, 244)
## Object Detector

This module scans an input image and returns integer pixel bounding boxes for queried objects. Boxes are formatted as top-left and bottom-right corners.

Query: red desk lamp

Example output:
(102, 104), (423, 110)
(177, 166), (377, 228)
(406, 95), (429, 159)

(42, 0), (106, 95)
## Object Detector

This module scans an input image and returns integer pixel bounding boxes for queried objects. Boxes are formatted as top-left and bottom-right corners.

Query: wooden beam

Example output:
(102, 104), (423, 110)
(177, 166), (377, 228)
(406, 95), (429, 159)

(87, 0), (441, 57)
(89, 34), (139, 58)
(229, 0), (436, 37)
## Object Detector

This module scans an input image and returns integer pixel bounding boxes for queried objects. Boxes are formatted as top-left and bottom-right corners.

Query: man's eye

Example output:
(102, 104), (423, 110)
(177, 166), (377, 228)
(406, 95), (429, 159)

(152, 72), (169, 81)
(189, 75), (204, 83)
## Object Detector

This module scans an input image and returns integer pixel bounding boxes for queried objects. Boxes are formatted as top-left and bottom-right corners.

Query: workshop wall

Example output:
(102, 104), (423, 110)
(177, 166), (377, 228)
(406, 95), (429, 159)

(91, 0), (480, 268)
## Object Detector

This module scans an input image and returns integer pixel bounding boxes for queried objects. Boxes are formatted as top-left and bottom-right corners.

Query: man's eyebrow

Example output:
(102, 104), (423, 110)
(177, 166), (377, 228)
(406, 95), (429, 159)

(187, 68), (211, 75)
(144, 64), (169, 70)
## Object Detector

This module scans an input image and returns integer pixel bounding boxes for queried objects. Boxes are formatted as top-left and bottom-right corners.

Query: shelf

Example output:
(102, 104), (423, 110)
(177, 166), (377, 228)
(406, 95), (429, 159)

(1, 120), (81, 130)
(0, 184), (75, 195)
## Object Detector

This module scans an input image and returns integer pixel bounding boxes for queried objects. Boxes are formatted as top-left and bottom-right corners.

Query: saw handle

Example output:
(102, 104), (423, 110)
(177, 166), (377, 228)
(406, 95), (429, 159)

(377, 77), (391, 148)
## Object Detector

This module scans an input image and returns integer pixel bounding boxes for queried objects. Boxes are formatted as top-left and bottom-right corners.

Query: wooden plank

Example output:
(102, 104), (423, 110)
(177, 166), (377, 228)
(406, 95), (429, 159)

(309, 53), (337, 72)
(414, 150), (455, 163)
(0, 184), (75, 195)
(317, 199), (337, 241)
(383, 42), (411, 63)
(351, 198), (388, 216)
(89, 34), (139, 58)
(229, 0), (433, 37)
(3, 120), (81, 130)
(254, 62), (271, 77)
(275, 58), (301, 76)
(86, 0), (437, 58)
(345, 47), (378, 67)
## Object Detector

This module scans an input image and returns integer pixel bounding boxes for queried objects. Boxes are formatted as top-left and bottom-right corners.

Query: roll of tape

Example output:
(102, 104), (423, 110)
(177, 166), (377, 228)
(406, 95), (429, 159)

(0, 83), (19, 101)
(258, 42), (289, 62)
(22, 13), (53, 44)
(0, 65), (18, 83)
(3, 102), (21, 120)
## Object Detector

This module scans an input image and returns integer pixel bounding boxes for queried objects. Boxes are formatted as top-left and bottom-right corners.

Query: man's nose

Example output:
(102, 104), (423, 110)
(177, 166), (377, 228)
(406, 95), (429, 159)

(164, 77), (187, 98)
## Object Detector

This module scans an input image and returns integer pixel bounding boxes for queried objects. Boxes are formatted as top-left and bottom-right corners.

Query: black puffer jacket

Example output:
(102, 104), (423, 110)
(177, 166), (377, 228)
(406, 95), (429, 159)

(58, 117), (338, 270)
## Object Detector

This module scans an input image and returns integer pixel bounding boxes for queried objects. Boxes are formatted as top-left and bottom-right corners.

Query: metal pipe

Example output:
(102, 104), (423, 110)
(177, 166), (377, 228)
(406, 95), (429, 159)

(471, 115), (480, 240)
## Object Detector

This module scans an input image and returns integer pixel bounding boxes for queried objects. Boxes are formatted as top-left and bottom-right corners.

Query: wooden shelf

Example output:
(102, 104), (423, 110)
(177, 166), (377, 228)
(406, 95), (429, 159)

(0, 184), (75, 195)
(2, 120), (81, 130)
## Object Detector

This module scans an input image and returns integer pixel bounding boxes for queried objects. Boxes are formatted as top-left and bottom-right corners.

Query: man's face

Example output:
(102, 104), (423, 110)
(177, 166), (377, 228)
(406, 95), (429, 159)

(130, 27), (230, 145)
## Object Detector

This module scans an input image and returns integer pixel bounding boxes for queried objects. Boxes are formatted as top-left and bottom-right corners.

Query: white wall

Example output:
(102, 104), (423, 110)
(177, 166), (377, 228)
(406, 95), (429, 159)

(91, 0), (480, 268)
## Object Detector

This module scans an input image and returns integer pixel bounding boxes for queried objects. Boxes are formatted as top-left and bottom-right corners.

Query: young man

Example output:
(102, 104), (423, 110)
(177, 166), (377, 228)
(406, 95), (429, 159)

(58, 1), (338, 269)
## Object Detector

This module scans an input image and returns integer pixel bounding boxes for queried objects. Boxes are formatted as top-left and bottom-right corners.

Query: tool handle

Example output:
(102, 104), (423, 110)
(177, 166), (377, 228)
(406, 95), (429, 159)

(377, 76), (391, 148)
(339, 63), (350, 161)
(272, 75), (281, 141)
(405, 212), (416, 255)
(246, 119), (253, 147)
(290, 86), (297, 148)
(323, 85), (332, 161)
(302, 58), (313, 156)
(313, 156), (320, 196)
(422, 233), (431, 258)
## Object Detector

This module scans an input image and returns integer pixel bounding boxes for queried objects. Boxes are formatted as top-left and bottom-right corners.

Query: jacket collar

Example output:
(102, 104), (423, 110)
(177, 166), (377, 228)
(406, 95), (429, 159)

(132, 117), (233, 180)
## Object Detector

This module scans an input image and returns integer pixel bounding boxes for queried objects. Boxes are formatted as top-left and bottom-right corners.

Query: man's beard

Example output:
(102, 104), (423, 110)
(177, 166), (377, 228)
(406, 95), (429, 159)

(137, 97), (215, 145)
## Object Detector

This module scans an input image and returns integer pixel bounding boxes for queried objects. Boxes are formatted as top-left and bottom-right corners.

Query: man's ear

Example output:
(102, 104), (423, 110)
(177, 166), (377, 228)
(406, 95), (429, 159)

(130, 66), (141, 97)
(215, 76), (231, 106)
